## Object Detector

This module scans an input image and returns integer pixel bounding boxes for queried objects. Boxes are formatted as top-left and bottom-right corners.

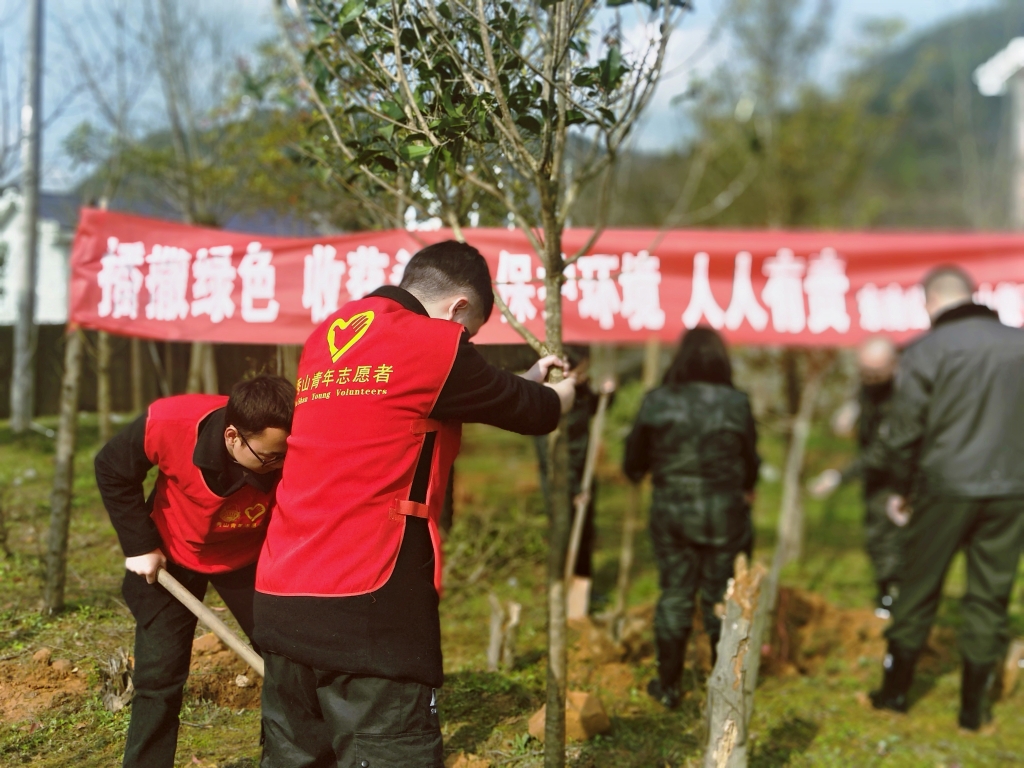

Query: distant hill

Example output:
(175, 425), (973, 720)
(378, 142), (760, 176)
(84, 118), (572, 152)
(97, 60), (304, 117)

(579, 1), (1024, 232)
(865, 0), (1024, 229)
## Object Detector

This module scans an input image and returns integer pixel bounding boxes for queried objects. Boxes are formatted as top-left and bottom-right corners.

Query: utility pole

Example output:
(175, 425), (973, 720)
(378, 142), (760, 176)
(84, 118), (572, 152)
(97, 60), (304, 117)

(1011, 71), (1024, 230)
(10, 0), (44, 433)
(975, 38), (1024, 229)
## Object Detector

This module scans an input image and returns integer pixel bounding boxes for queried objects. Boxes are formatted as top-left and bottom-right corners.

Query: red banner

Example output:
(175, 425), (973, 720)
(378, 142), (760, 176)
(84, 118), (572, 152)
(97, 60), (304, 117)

(69, 208), (1024, 346)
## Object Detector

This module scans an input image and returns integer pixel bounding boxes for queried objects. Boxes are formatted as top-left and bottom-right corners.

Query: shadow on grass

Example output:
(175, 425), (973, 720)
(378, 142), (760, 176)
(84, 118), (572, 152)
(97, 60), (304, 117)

(439, 671), (537, 756)
(581, 709), (703, 767)
(750, 715), (819, 767)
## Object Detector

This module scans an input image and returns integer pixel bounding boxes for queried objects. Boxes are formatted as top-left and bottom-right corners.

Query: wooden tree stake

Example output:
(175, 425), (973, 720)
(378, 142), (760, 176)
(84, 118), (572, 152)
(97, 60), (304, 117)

(703, 555), (766, 768)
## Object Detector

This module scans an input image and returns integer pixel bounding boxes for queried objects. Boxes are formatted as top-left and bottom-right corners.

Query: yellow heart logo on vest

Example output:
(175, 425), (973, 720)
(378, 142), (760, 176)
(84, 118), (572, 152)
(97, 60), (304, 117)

(327, 311), (374, 362)
(244, 503), (267, 522)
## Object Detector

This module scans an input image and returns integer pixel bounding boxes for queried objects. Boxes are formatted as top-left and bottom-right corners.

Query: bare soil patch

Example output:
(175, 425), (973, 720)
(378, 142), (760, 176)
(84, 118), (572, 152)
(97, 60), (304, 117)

(0, 653), (89, 724)
(762, 586), (957, 677)
(185, 633), (262, 710)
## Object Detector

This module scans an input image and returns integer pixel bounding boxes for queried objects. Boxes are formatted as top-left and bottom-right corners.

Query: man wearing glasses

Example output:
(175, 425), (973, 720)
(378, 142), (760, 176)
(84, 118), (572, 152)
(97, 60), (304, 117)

(95, 373), (295, 768)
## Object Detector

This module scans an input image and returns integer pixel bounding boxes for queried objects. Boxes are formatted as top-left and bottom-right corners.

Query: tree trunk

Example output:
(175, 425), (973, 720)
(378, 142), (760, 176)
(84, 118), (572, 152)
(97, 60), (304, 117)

(130, 338), (145, 412)
(611, 483), (640, 642)
(540, 206), (569, 768)
(164, 342), (175, 395)
(97, 331), (112, 444)
(202, 343), (219, 394)
(186, 342), (204, 394)
(44, 329), (85, 614)
(642, 337), (661, 390)
(703, 555), (767, 768)
(148, 341), (172, 398)
(487, 593), (505, 673)
(280, 345), (300, 382)
(771, 354), (831, 582)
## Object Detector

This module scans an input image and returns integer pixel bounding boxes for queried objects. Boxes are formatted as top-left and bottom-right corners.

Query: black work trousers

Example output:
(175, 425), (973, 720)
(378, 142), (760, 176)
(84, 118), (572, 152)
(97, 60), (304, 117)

(260, 652), (443, 768)
(887, 495), (1024, 665)
(121, 560), (259, 768)
(649, 505), (750, 647)
(864, 489), (904, 586)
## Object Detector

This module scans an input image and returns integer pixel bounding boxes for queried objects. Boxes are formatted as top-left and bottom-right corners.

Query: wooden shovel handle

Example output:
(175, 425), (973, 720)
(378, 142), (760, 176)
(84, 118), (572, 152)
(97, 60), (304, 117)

(157, 569), (265, 678)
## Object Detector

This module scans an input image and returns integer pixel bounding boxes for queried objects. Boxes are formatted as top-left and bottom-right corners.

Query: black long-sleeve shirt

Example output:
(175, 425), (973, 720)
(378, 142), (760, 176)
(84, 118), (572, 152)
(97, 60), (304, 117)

(253, 286), (561, 686)
(95, 408), (278, 559)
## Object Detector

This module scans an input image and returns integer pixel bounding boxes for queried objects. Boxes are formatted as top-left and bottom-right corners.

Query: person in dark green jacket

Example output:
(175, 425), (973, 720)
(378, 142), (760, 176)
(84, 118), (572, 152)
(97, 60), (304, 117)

(865, 266), (1024, 730)
(623, 327), (760, 709)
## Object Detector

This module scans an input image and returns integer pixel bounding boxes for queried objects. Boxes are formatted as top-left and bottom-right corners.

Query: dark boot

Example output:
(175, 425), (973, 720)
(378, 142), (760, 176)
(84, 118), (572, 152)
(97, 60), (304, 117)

(870, 643), (920, 713)
(958, 660), (995, 731)
(648, 631), (688, 709)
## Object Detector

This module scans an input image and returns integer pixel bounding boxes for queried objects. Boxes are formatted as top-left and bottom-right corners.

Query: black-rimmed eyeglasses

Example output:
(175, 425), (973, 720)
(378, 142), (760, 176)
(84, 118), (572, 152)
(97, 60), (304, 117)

(238, 431), (285, 467)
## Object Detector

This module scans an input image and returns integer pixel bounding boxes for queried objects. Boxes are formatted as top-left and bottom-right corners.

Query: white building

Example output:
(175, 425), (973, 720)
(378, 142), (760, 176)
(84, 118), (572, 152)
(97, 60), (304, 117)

(0, 188), (77, 325)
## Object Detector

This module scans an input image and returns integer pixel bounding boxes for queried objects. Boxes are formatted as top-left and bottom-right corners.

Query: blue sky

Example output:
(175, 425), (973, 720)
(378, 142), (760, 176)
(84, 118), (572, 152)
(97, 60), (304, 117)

(4, 0), (1002, 189)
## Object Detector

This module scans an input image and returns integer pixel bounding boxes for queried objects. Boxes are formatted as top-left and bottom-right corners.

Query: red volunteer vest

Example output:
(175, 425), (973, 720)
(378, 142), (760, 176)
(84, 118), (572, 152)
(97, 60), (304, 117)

(145, 395), (275, 574)
(256, 295), (463, 597)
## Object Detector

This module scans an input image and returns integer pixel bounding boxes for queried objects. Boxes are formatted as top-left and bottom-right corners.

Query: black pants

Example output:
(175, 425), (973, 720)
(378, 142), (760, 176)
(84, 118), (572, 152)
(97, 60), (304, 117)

(121, 560), (259, 768)
(887, 495), (1024, 665)
(260, 652), (443, 768)
(649, 506), (749, 646)
(864, 490), (903, 585)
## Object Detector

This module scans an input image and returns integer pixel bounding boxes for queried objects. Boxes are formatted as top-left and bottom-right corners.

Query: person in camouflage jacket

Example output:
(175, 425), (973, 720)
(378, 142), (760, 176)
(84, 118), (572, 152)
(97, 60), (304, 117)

(624, 328), (760, 709)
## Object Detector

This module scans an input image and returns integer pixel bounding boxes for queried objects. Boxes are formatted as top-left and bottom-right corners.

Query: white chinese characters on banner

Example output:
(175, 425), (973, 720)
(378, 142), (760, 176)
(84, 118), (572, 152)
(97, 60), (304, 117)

(577, 255), (621, 330)
(191, 245), (236, 323)
(535, 263), (580, 312)
(302, 244), (346, 323)
(723, 252), (768, 331)
(238, 242), (280, 323)
(144, 245), (191, 321)
(804, 248), (851, 334)
(346, 246), (390, 300)
(682, 252), (725, 329)
(389, 248), (413, 286)
(761, 248), (807, 333)
(97, 237), (145, 320)
(619, 251), (666, 331)
(976, 282), (1024, 328)
(496, 250), (537, 324)
(856, 283), (930, 333)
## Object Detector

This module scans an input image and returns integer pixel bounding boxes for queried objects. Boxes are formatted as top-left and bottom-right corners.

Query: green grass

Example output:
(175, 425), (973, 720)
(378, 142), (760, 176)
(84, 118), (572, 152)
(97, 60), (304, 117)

(1, 392), (1023, 767)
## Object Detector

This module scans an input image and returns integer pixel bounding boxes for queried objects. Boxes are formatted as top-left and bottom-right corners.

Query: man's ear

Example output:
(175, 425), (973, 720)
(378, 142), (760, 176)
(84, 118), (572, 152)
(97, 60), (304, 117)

(224, 425), (239, 442)
(446, 296), (471, 321)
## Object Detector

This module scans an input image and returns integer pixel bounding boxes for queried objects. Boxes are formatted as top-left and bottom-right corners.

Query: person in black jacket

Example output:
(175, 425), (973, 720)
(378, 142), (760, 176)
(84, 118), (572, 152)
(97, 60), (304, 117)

(623, 327), (760, 709)
(866, 266), (1024, 730)
(95, 375), (295, 768)
(810, 336), (902, 618)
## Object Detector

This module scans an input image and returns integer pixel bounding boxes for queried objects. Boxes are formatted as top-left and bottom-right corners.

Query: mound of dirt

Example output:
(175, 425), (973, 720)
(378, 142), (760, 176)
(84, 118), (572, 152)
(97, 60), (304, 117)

(185, 633), (262, 710)
(567, 605), (662, 710)
(762, 587), (957, 678)
(0, 651), (89, 724)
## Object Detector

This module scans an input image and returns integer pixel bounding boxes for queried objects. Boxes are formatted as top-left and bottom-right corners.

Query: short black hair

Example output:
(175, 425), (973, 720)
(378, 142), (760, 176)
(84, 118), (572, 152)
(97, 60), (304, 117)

(922, 264), (974, 299)
(399, 240), (494, 322)
(663, 326), (733, 387)
(225, 374), (296, 436)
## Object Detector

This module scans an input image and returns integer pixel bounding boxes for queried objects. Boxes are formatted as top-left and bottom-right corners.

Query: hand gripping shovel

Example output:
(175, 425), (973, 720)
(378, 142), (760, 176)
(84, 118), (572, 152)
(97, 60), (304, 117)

(157, 569), (265, 678)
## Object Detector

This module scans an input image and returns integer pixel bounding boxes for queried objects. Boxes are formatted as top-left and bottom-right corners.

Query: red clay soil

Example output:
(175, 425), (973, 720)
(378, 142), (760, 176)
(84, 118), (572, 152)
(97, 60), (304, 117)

(565, 587), (960, 710)
(184, 633), (262, 710)
(0, 654), (89, 724)
(0, 633), (262, 725)
(761, 586), (957, 678)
